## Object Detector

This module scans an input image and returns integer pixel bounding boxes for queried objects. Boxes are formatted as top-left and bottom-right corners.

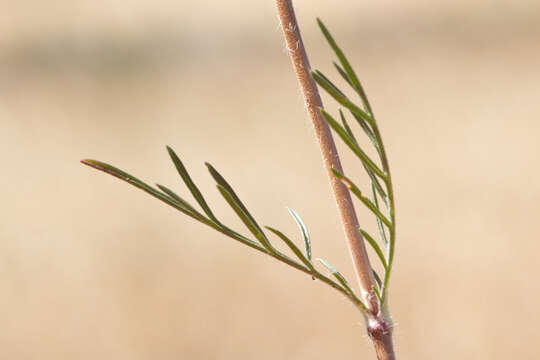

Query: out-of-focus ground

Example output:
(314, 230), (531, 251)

(2, 1), (540, 358)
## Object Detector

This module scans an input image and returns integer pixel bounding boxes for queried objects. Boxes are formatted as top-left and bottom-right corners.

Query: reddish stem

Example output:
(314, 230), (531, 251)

(274, 1), (396, 359)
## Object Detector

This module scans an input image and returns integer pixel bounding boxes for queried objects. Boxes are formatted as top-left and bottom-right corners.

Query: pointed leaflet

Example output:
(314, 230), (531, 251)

(372, 285), (383, 304)
(339, 111), (387, 201)
(215, 184), (275, 251)
(287, 208), (312, 262)
(340, 111), (388, 203)
(156, 184), (206, 221)
(317, 258), (351, 292)
(166, 146), (220, 224)
(206, 163), (272, 250)
(316, 18), (361, 91)
(320, 109), (386, 179)
(349, 110), (380, 154)
(205, 163), (268, 237)
(372, 182), (389, 245)
(337, 97), (380, 157)
(333, 61), (354, 89)
(339, 109), (358, 146)
(264, 226), (313, 270)
(312, 70), (376, 129)
(317, 18), (373, 115)
(83, 160), (270, 253)
(81, 160), (204, 223)
(312, 70), (346, 98)
(357, 190), (392, 228)
(331, 168), (392, 228)
(316, 258), (366, 310)
(359, 228), (388, 270)
(372, 269), (383, 289)
(364, 165), (388, 207)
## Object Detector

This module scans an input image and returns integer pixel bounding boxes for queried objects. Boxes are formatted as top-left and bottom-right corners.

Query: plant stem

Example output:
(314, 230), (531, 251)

(275, 0), (375, 309)
(275, 1), (396, 359)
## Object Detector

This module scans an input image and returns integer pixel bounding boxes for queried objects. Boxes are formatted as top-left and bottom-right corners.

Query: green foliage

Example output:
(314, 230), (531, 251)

(81, 147), (367, 313)
(81, 18), (397, 318)
(312, 19), (397, 315)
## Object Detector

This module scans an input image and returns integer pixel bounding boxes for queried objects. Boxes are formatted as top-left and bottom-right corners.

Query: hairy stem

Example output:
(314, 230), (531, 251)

(275, 0), (375, 309)
(275, 1), (396, 359)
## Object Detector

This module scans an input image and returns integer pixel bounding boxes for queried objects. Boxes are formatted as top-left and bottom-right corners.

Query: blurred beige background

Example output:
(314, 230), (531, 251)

(2, 1), (540, 359)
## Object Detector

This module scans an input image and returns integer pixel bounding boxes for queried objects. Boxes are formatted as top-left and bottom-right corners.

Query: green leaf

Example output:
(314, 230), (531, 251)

(317, 259), (351, 291)
(82, 160), (207, 224)
(205, 163), (270, 242)
(358, 193), (392, 229)
(213, 180), (273, 251)
(316, 19), (361, 91)
(372, 183), (389, 245)
(349, 110), (379, 153)
(265, 226), (313, 270)
(336, 112), (387, 201)
(156, 184), (206, 220)
(158, 183), (253, 240)
(331, 168), (392, 228)
(333, 61), (354, 89)
(82, 159), (268, 254)
(166, 146), (220, 224)
(312, 70), (376, 129)
(372, 269), (382, 289)
(317, 18), (373, 115)
(364, 166), (388, 206)
(372, 285), (382, 304)
(287, 208), (312, 262)
(311, 70), (348, 105)
(339, 109), (358, 146)
(359, 228), (388, 270)
(313, 70), (346, 98)
(320, 109), (386, 179)
(316, 258), (364, 308)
